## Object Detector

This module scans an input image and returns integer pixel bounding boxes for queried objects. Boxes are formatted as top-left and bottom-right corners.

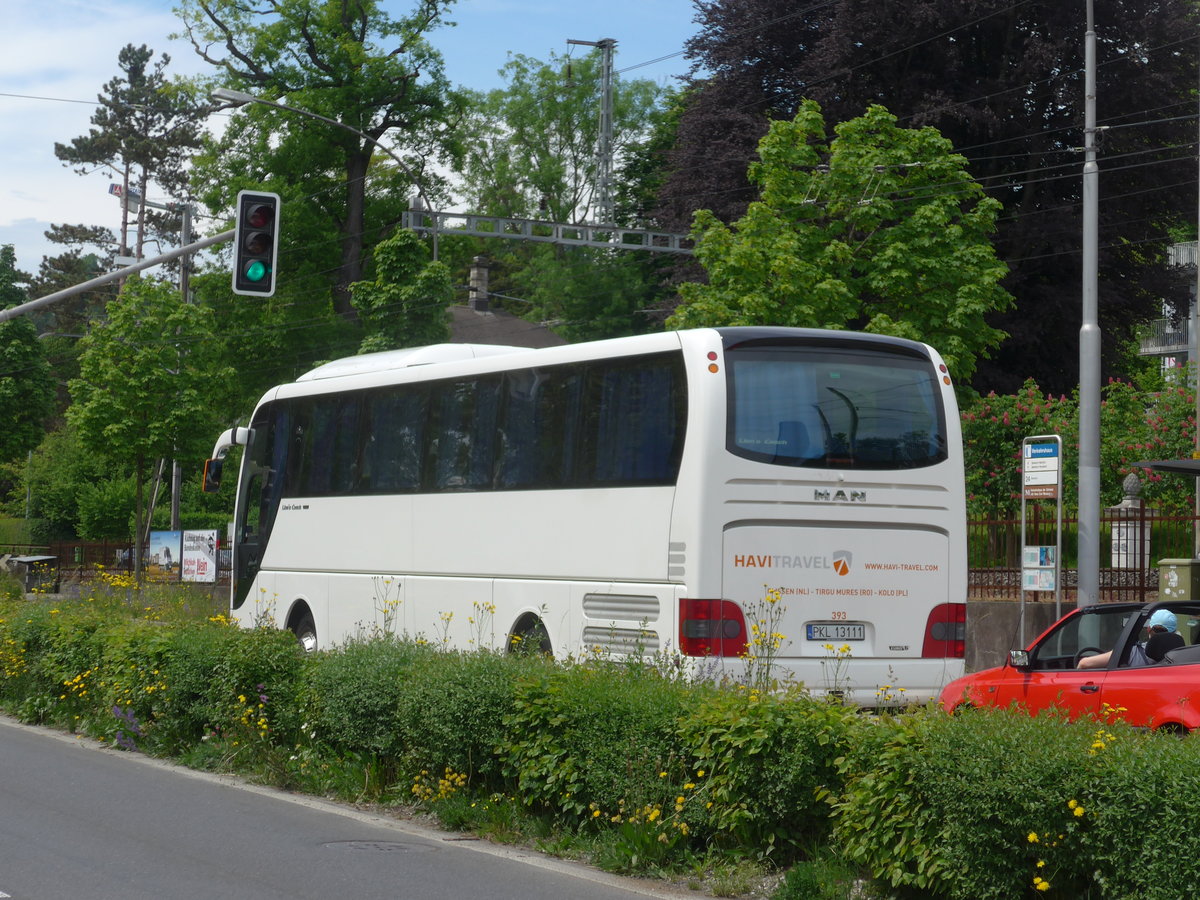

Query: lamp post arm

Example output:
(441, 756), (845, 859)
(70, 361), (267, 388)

(211, 88), (438, 259)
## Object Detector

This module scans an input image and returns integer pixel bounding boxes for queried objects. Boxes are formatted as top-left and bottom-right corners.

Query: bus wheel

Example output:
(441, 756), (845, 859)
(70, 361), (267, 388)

(290, 614), (318, 653)
(508, 616), (551, 656)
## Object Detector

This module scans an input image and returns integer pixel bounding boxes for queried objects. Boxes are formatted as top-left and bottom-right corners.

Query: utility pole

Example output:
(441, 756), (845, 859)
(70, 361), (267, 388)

(567, 37), (617, 225)
(1194, 32), (1200, 558)
(170, 202), (193, 533)
(1078, 0), (1101, 606)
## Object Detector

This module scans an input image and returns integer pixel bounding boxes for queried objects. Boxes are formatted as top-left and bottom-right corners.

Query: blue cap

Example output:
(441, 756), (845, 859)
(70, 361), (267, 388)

(1148, 609), (1178, 633)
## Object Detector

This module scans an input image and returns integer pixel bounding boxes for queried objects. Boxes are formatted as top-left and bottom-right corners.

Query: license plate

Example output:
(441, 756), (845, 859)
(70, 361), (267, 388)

(806, 622), (866, 641)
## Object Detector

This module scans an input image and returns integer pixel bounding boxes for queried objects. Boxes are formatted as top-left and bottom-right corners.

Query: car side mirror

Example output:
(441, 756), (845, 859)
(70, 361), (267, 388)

(1008, 649), (1030, 668)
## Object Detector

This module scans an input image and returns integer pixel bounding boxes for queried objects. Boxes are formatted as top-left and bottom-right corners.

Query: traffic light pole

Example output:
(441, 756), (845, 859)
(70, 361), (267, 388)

(0, 229), (233, 324)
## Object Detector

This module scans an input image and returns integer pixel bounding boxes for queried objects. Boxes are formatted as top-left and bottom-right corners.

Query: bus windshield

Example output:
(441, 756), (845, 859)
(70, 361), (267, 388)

(726, 341), (947, 469)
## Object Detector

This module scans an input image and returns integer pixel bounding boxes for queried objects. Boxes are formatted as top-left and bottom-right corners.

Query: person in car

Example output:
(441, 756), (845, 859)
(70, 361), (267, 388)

(1077, 609), (1184, 669)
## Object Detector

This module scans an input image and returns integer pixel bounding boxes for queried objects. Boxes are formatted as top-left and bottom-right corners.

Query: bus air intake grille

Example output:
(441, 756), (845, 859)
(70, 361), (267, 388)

(581, 593), (661, 622)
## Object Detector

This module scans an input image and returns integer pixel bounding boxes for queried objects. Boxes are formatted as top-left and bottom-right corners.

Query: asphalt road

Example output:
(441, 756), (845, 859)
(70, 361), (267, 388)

(0, 717), (688, 900)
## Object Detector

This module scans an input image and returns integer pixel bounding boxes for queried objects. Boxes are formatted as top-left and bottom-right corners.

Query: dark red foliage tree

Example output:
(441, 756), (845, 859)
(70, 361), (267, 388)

(657, 0), (1198, 394)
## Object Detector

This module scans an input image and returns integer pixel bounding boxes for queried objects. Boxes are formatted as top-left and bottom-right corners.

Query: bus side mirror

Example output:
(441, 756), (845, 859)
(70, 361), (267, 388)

(1008, 649), (1030, 669)
(202, 457), (224, 493)
(202, 426), (251, 493)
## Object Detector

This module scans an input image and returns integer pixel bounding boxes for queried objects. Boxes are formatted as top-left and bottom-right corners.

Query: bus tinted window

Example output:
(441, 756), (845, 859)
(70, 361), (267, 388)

(584, 353), (685, 485)
(361, 387), (426, 493)
(429, 378), (502, 490)
(727, 344), (946, 469)
(275, 350), (686, 497)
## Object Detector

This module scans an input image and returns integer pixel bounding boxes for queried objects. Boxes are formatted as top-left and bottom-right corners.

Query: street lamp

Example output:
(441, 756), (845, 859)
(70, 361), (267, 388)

(210, 87), (438, 260)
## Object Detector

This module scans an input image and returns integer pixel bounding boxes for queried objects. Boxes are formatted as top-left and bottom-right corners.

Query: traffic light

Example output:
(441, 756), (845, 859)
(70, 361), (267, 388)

(232, 190), (280, 296)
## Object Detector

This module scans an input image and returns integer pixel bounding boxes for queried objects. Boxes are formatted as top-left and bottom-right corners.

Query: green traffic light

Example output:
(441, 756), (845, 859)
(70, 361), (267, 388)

(244, 260), (269, 283)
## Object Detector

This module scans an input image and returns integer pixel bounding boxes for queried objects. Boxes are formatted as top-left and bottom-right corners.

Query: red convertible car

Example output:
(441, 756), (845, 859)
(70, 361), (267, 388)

(939, 601), (1200, 732)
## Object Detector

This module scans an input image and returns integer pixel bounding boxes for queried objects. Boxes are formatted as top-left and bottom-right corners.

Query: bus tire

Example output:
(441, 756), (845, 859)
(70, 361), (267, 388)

(290, 612), (318, 653)
(509, 615), (551, 656)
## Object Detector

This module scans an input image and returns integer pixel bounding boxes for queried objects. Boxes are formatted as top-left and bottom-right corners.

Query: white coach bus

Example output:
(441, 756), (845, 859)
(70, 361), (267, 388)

(204, 327), (967, 704)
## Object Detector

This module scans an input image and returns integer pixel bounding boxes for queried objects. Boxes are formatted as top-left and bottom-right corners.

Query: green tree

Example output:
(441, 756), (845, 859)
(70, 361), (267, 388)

(453, 50), (666, 337)
(178, 0), (460, 319)
(458, 50), (660, 223)
(67, 277), (234, 579)
(350, 229), (452, 352)
(0, 246), (55, 464)
(505, 246), (665, 342)
(669, 101), (1011, 383)
(5, 424), (107, 540)
(29, 225), (121, 414)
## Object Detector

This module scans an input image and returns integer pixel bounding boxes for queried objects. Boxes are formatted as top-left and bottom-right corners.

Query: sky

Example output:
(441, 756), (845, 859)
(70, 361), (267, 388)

(0, 0), (701, 277)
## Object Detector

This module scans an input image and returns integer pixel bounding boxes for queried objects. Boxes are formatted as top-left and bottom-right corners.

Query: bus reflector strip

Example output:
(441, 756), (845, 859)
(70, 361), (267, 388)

(680, 597), (747, 657)
(922, 603), (966, 658)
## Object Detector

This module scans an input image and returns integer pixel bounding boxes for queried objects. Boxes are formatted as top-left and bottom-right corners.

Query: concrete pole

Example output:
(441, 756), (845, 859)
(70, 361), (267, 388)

(596, 38), (616, 225)
(1078, 0), (1101, 606)
(171, 203), (192, 533)
(1195, 43), (1200, 557)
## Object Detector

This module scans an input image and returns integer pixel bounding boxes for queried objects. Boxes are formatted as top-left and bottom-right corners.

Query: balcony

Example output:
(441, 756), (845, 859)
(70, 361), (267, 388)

(1139, 317), (1192, 356)
(1138, 242), (1197, 358)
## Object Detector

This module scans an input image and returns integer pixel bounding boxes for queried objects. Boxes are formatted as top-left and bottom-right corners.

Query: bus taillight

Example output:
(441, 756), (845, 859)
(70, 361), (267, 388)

(680, 598), (747, 657)
(922, 603), (966, 658)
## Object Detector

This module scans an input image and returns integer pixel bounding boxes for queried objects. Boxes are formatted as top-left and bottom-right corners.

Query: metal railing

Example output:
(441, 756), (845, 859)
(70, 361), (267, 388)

(6, 512), (1198, 602)
(1138, 317), (1192, 356)
(968, 507), (1196, 603)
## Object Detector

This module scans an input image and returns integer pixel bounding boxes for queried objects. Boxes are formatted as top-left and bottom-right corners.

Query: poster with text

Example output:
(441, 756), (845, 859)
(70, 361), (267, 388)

(181, 530), (218, 583)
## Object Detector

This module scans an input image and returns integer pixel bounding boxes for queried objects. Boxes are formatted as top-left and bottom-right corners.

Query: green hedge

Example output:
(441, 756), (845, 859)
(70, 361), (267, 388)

(832, 707), (1200, 899)
(4, 595), (1200, 898)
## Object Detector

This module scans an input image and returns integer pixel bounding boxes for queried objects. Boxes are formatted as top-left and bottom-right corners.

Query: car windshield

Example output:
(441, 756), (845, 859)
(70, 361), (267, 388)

(1030, 604), (1200, 670)
(1029, 607), (1136, 670)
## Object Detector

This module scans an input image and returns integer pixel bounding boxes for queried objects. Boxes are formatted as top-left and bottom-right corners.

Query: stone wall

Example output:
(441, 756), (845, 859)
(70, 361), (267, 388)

(966, 600), (1063, 672)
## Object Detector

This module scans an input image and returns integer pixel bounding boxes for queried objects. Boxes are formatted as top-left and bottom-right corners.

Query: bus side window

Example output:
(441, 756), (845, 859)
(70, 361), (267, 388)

(468, 378), (501, 489)
(585, 354), (684, 484)
(362, 387), (425, 494)
(496, 371), (537, 488)
(429, 380), (475, 490)
(495, 367), (581, 490)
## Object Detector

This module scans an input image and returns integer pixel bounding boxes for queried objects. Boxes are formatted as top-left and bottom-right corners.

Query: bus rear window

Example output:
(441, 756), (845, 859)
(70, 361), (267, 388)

(726, 343), (947, 470)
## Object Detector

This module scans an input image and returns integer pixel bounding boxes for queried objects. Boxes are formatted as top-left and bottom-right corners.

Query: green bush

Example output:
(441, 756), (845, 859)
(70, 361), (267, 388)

(832, 706), (1200, 899)
(0, 571), (25, 602)
(499, 663), (704, 817)
(306, 635), (425, 759)
(11, 592), (1200, 898)
(394, 649), (544, 784)
(678, 686), (860, 856)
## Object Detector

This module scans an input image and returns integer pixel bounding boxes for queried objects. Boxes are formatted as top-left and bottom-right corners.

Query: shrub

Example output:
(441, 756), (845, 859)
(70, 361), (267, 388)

(0, 571), (22, 602)
(499, 662), (704, 817)
(678, 686), (860, 857)
(394, 649), (543, 784)
(305, 635), (425, 758)
(831, 705), (1200, 899)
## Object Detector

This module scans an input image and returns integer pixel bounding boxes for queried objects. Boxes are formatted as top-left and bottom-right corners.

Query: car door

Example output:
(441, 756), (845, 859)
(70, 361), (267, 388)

(990, 605), (1136, 720)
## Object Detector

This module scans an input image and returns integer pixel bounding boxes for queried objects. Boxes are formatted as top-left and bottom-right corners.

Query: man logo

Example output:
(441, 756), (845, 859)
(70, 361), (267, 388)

(833, 551), (852, 576)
